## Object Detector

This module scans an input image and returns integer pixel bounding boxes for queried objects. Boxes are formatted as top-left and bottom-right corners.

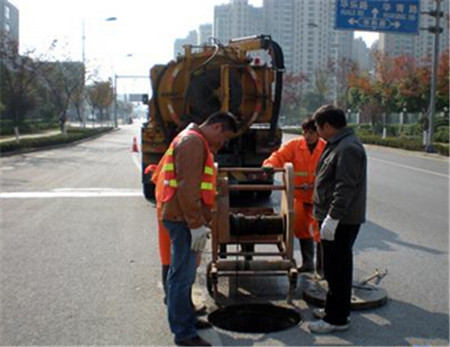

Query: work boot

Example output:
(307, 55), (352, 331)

(175, 335), (212, 346)
(162, 264), (170, 305)
(195, 318), (212, 329)
(298, 238), (314, 272)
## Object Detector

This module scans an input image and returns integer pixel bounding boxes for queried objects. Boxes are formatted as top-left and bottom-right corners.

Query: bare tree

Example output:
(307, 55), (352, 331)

(40, 61), (85, 133)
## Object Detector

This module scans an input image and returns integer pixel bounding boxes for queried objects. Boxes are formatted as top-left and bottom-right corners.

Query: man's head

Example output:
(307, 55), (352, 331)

(200, 111), (239, 151)
(301, 117), (319, 145)
(312, 105), (347, 140)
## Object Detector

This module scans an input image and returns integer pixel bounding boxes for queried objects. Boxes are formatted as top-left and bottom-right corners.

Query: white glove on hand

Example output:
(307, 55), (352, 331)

(320, 215), (339, 241)
(190, 226), (211, 251)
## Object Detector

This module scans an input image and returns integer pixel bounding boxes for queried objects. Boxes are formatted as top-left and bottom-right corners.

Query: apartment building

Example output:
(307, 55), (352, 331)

(214, 0), (263, 44)
(378, 0), (449, 62)
(198, 23), (213, 45)
(0, 0), (19, 43)
(264, 0), (354, 95)
(173, 30), (198, 58)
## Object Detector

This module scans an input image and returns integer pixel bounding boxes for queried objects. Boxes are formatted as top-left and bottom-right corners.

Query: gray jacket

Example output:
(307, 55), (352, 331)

(313, 127), (367, 224)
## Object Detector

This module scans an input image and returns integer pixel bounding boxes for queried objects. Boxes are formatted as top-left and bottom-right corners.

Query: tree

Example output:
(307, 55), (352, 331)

(328, 57), (359, 110)
(281, 72), (308, 123)
(86, 80), (113, 123)
(0, 32), (44, 136)
(40, 61), (85, 132)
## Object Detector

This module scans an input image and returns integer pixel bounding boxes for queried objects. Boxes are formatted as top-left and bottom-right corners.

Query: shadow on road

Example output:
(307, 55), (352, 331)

(356, 220), (446, 256)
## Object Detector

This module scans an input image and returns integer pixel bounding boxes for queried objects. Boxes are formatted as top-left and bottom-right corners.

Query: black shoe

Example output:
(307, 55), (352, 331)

(195, 318), (212, 330)
(175, 335), (211, 346)
(298, 265), (314, 273)
(192, 304), (207, 316)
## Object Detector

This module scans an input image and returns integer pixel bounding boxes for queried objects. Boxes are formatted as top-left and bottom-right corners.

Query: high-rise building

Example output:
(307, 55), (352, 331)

(378, 0), (449, 62)
(173, 30), (198, 58)
(263, 0), (354, 97)
(263, 0), (295, 71)
(214, 0), (263, 44)
(0, 0), (19, 43)
(198, 23), (213, 45)
(353, 37), (371, 71)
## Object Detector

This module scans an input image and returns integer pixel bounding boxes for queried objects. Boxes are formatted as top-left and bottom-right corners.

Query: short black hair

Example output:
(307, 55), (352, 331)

(203, 111), (239, 133)
(312, 105), (347, 129)
(301, 117), (317, 132)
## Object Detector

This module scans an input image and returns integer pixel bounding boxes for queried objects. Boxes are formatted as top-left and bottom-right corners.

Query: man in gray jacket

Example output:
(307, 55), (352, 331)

(308, 105), (367, 334)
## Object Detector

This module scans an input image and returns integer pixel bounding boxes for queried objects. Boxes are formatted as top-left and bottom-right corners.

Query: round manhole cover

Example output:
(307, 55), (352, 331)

(301, 276), (388, 310)
(208, 303), (301, 333)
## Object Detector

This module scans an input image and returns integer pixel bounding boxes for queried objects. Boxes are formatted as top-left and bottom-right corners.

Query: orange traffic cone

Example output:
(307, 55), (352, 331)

(132, 136), (139, 152)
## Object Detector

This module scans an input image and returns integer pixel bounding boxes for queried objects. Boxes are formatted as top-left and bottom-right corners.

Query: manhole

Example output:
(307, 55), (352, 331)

(208, 303), (301, 333)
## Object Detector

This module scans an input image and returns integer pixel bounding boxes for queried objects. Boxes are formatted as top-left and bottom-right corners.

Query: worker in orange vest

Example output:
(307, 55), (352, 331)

(154, 111), (238, 347)
(262, 117), (326, 273)
(146, 140), (224, 314)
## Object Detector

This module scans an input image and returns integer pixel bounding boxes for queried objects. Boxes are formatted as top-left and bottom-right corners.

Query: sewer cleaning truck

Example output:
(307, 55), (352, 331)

(140, 35), (284, 200)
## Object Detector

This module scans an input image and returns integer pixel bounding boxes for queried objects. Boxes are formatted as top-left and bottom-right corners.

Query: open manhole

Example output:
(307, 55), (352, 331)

(208, 303), (301, 333)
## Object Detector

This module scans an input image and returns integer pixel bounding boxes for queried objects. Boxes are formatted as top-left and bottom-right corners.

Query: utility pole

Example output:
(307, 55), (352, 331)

(423, 0), (443, 153)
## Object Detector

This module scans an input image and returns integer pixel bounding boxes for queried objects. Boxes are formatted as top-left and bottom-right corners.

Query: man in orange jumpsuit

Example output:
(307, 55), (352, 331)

(263, 117), (326, 273)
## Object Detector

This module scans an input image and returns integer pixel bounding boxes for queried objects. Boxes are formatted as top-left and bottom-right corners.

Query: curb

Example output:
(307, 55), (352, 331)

(0, 128), (119, 157)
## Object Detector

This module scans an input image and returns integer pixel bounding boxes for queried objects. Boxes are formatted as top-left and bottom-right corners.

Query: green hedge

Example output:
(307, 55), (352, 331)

(0, 119), (60, 136)
(282, 126), (449, 156)
(0, 127), (113, 154)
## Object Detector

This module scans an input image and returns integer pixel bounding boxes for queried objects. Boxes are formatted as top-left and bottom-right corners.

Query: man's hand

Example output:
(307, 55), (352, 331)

(320, 215), (339, 241)
(261, 165), (274, 174)
(190, 226), (211, 251)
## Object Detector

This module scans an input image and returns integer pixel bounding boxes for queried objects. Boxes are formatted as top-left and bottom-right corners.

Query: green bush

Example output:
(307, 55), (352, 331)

(0, 118), (59, 136)
(434, 126), (449, 143)
(0, 127), (113, 154)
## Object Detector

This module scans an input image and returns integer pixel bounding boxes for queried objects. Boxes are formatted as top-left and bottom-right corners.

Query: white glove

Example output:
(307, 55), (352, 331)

(190, 226), (211, 251)
(320, 215), (339, 241)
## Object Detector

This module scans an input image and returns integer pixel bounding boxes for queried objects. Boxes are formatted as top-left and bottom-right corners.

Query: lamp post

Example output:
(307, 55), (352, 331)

(423, 0), (443, 153)
(81, 16), (118, 126)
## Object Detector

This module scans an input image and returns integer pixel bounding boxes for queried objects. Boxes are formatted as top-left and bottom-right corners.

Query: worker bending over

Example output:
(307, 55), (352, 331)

(154, 111), (238, 346)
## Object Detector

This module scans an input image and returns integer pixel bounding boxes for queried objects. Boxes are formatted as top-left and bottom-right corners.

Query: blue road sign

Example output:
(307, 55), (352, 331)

(335, 0), (420, 35)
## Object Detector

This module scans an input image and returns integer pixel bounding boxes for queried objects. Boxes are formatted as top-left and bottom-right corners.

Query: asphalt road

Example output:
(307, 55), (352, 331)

(1, 124), (448, 346)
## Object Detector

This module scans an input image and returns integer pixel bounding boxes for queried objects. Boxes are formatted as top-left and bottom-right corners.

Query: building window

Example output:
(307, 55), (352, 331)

(5, 22), (10, 32)
(5, 5), (10, 19)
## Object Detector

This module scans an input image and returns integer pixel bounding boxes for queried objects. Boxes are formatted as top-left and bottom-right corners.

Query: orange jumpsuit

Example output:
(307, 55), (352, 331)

(263, 136), (326, 241)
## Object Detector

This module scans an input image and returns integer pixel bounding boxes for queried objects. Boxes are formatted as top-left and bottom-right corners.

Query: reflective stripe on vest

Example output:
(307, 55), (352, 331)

(295, 171), (309, 177)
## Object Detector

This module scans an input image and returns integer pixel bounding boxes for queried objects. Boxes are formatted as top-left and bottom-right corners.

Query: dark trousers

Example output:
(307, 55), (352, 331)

(321, 223), (360, 325)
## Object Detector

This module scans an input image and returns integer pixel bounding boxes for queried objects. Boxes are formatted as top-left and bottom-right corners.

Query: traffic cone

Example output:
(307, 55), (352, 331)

(132, 136), (139, 152)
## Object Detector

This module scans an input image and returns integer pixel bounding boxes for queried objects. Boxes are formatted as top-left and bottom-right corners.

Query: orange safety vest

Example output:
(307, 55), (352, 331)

(153, 129), (217, 207)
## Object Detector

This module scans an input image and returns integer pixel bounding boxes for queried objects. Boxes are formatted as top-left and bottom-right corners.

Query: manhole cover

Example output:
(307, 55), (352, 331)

(208, 303), (301, 333)
(301, 276), (388, 310)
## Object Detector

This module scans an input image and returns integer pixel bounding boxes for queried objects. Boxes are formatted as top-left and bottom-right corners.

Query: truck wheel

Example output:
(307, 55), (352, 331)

(143, 183), (156, 201)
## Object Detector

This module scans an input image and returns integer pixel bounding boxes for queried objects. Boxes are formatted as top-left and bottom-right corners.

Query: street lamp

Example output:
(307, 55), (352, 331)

(422, 0), (443, 153)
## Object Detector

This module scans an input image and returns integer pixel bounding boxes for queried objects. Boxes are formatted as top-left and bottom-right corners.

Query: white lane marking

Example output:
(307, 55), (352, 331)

(370, 157), (449, 178)
(132, 152), (141, 172)
(1, 188), (142, 199)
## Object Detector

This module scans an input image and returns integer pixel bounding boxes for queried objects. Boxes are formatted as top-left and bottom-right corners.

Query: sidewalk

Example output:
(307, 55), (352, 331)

(0, 130), (62, 144)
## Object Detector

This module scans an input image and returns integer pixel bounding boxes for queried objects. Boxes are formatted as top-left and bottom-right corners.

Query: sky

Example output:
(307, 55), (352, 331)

(10, 0), (378, 94)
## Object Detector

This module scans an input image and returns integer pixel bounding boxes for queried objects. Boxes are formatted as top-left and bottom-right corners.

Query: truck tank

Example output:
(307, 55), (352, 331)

(141, 35), (284, 200)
